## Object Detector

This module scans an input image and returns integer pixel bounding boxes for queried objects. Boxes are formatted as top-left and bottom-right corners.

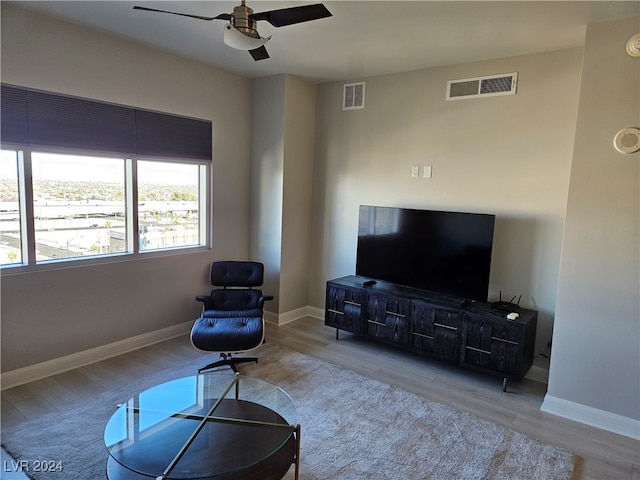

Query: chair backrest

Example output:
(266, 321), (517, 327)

(208, 289), (263, 311)
(210, 261), (265, 288)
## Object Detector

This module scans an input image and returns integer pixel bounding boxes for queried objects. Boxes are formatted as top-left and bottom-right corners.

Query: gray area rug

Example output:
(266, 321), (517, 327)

(2, 342), (575, 479)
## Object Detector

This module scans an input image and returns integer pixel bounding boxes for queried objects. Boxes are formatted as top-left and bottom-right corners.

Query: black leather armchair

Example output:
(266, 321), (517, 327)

(190, 261), (273, 373)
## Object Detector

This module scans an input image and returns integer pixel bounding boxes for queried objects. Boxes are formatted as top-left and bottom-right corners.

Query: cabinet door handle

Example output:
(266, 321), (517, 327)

(385, 311), (406, 318)
(413, 332), (434, 340)
(434, 322), (457, 331)
(466, 346), (491, 355)
(344, 300), (361, 307)
(491, 336), (519, 345)
(328, 308), (344, 315)
(367, 319), (386, 327)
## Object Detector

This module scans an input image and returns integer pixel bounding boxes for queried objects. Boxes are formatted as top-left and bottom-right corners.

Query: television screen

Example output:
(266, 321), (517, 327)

(356, 206), (495, 301)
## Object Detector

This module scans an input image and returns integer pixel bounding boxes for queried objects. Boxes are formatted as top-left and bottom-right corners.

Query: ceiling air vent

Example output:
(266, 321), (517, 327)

(343, 82), (365, 110)
(446, 72), (517, 100)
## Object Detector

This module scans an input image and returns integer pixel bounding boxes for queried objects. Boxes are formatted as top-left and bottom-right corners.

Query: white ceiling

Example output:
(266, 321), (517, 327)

(7, 1), (640, 83)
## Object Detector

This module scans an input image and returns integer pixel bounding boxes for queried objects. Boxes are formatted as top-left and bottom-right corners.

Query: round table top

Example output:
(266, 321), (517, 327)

(104, 374), (297, 480)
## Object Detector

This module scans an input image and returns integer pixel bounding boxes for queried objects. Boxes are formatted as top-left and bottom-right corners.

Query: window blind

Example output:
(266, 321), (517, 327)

(136, 109), (212, 160)
(1, 84), (212, 161)
(1, 85), (29, 145)
(27, 90), (137, 153)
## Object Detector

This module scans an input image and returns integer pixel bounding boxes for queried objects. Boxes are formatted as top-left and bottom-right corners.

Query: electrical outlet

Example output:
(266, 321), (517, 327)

(411, 166), (420, 178)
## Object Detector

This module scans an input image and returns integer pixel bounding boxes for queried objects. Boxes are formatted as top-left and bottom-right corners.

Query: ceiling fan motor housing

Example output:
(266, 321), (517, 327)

(232, 3), (259, 38)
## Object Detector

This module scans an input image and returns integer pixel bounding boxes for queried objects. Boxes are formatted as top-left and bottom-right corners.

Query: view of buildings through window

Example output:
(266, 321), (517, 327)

(138, 160), (201, 252)
(32, 152), (127, 262)
(0, 150), (204, 266)
(0, 150), (22, 265)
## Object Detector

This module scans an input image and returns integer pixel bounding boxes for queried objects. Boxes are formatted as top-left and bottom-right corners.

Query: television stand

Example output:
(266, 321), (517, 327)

(325, 276), (537, 391)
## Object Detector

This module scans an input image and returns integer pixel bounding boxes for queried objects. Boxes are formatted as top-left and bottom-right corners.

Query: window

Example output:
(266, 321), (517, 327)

(0, 150), (23, 265)
(138, 161), (205, 251)
(0, 84), (212, 269)
(1, 151), (209, 267)
(31, 152), (127, 262)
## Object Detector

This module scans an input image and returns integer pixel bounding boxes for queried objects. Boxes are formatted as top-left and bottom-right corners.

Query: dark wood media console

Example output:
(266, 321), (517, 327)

(325, 275), (537, 391)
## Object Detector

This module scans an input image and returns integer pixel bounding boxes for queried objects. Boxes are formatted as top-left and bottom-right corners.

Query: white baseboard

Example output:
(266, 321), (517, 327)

(2, 307), (325, 389)
(305, 306), (325, 320)
(524, 364), (549, 384)
(265, 305), (324, 325)
(541, 394), (640, 440)
(1, 320), (193, 390)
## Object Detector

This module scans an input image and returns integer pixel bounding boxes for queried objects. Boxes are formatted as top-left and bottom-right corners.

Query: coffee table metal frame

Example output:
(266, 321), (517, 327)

(105, 373), (300, 480)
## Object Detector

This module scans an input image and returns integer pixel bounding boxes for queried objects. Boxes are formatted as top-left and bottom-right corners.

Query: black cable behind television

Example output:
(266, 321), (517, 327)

(356, 205), (495, 301)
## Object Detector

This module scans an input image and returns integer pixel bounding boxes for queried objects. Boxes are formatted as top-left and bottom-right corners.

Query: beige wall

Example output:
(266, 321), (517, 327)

(309, 48), (584, 357)
(545, 16), (640, 424)
(251, 75), (316, 316)
(0, 4), (252, 371)
(281, 76), (316, 314)
(250, 75), (286, 311)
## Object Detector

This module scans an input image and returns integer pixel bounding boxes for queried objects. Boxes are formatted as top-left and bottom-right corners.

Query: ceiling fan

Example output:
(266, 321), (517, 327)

(133, 1), (332, 61)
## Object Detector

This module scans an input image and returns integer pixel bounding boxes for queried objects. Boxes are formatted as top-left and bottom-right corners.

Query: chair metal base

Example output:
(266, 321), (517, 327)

(198, 353), (258, 373)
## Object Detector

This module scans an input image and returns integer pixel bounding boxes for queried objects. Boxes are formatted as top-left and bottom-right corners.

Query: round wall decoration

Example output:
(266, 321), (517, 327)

(614, 127), (640, 154)
(626, 33), (640, 57)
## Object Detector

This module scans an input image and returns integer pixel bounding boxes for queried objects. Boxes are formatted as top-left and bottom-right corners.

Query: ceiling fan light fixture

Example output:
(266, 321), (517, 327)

(223, 24), (271, 50)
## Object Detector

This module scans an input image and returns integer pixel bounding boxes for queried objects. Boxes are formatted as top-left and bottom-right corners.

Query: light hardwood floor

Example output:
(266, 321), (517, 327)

(2, 316), (639, 479)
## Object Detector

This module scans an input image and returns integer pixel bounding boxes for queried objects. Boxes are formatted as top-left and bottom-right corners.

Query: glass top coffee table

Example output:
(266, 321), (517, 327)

(104, 374), (300, 480)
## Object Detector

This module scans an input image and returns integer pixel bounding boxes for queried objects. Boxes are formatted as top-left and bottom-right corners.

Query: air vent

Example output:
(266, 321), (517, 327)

(343, 82), (365, 110)
(446, 73), (517, 100)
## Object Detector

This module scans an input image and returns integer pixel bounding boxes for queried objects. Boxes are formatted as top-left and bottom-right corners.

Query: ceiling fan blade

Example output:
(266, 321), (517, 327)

(133, 6), (231, 22)
(249, 46), (270, 61)
(250, 3), (331, 27)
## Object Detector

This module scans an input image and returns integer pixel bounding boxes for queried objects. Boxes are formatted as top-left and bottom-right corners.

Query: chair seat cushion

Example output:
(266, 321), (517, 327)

(191, 315), (264, 353)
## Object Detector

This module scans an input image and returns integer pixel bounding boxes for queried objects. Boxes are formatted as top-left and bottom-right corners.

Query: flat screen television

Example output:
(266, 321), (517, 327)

(356, 205), (495, 301)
